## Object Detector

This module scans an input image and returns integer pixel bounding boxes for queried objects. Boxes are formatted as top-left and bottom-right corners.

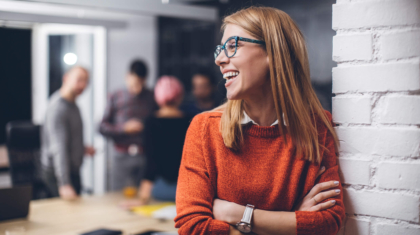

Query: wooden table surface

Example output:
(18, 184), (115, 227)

(0, 193), (177, 235)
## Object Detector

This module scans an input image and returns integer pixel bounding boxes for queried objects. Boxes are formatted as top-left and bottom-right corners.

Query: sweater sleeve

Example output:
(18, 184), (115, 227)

(295, 125), (345, 235)
(47, 106), (71, 186)
(174, 114), (230, 235)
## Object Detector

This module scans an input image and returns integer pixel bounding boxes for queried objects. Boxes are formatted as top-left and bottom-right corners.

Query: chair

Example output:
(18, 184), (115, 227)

(6, 121), (50, 199)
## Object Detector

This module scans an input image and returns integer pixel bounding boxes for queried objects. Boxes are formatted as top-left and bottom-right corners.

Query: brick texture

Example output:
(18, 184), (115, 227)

(377, 162), (420, 190)
(332, 0), (420, 233)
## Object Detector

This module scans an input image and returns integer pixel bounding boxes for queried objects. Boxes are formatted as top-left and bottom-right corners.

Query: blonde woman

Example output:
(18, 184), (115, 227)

(175, 6), (345, 235)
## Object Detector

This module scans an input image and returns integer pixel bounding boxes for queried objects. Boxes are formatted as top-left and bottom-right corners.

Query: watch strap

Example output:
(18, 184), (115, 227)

(240, 204), (255, 224)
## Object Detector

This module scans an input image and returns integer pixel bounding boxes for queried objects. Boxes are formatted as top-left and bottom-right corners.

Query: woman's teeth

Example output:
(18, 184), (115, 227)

(223, 71), (239, 80)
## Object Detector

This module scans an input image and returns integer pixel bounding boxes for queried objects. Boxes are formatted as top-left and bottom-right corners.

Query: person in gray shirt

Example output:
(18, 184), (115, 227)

(41, 66), (95, 200)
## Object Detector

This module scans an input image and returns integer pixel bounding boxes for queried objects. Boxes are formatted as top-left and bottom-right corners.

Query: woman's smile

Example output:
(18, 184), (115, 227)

(223, 71), (239, 87)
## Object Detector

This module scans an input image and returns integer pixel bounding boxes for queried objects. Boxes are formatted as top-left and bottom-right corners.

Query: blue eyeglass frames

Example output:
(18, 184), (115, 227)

(214, 36), (265, 60)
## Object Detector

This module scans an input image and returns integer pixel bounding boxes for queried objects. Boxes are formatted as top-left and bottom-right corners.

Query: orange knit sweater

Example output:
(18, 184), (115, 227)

(174, 111), (345, 235)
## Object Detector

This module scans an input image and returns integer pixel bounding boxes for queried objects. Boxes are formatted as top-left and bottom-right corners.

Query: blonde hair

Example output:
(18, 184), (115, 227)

(217, 6), (339, 163)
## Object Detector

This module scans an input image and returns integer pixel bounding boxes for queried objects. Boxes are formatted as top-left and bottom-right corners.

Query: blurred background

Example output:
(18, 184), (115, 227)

(0, 0), (335, 195)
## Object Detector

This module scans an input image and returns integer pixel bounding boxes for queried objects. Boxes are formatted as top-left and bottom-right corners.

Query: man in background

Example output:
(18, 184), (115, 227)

(41, 66), (96, 200)
(99, 60), (157, 191)
(181, 71), (218, 116)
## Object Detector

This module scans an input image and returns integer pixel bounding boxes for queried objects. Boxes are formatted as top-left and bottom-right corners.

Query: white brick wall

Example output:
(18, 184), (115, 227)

(332, 0), (420, 234)
(332, 63), (420, 93)
(377, 162), (420, 190)
(333, 0), (420, 29)
(343, 188), (419, 222)
(336, 127), (420, 156)
(379, 96), (420, 124)
(333, 96), (372, 124)
(333, 34), (373, 61)
(338, 158), (371, 185)
(376, 224), (420, 235)
(382, 30), (420, 60)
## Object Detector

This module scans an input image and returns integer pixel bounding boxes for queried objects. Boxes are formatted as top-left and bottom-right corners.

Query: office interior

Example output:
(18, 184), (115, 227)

(0, 0), (336, 233)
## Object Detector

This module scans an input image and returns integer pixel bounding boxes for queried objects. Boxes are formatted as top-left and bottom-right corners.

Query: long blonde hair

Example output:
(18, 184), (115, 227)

(217, 6), (339, 163)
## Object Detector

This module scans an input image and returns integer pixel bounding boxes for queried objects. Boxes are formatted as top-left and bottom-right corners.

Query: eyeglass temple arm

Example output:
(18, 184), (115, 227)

(238, 37), (265, 45)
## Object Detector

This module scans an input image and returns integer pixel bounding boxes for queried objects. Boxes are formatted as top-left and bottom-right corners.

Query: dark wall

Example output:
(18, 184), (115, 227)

(158, 17), (216, 92)
(0, 28), (32, 144)
(158, 17), (230, 104)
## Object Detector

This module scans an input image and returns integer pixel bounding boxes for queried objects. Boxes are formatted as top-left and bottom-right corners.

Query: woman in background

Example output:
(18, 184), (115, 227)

(121, 76), (191, 207)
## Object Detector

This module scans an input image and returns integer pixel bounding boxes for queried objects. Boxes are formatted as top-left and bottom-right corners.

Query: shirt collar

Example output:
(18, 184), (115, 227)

(241, 111), (279, 126)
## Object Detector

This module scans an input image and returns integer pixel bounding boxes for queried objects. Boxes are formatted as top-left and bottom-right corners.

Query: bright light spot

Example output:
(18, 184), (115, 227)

(162, 0), (169, 4)
(63, 53), (77, 65)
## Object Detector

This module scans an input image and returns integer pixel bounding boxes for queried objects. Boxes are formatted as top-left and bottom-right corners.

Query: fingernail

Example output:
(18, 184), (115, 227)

(334, 181), (339, 185)
(331, 200), (336, 204)
(335, 189), (341, 194)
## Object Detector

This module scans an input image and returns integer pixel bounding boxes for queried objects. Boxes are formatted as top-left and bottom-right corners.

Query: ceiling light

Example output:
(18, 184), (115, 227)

(63, 53), (77, 65)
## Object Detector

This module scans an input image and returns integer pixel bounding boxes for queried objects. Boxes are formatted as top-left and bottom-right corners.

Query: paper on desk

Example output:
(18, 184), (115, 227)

(151, 205), (177, 220)
(131, 202), (176, 218)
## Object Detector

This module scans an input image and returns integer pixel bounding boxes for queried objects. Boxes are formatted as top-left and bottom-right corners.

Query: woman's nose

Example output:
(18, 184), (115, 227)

(215, 51), (229, 66)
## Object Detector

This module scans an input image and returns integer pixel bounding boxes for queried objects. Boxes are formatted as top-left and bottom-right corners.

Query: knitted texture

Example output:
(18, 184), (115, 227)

(174, 111), (345, 235)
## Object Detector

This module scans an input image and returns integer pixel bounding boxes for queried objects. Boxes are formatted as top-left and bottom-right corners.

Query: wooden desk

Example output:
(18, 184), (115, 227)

(0, 193), (177, 235)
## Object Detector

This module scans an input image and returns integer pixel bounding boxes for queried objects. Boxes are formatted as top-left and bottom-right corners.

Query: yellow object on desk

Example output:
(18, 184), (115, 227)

(131, 202), (175, 217)
(123, 186), (137, 198)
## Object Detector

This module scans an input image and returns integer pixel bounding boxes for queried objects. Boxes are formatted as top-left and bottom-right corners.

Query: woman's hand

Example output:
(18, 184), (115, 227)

(213, 199), (245, 225)
(294, 166), (341, 211)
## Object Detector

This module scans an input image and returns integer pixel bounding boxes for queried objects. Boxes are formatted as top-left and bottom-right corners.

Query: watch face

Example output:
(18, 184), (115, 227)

(237, 223), (252, 233)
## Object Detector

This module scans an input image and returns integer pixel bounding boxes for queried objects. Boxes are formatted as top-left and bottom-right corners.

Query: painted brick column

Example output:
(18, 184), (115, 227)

(332, 0), (420, 234)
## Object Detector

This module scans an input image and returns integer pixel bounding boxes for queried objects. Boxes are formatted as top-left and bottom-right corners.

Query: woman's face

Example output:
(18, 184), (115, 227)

(215, 24), (270, 100)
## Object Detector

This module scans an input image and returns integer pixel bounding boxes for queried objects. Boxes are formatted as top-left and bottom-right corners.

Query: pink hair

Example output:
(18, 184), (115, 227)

(154, 75), (184, 107)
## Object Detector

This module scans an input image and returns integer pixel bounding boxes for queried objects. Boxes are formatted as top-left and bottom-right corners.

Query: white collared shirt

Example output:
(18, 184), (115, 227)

(241, 111), (279, 126)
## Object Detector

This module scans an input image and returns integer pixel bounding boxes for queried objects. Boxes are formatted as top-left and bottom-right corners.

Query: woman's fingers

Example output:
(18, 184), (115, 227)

(307, 180), (340, 198)
(309, 200), (336, 212)
(315, 166), (325, 179)
(312, 189), (341, 205)
(295, 179), (341, 211)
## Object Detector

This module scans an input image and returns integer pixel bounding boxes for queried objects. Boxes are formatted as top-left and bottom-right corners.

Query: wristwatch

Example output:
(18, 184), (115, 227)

(236, 204), (255, 233)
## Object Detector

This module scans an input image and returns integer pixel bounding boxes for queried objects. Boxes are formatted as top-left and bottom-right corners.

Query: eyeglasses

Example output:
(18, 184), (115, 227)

(214, 36), (265, 60)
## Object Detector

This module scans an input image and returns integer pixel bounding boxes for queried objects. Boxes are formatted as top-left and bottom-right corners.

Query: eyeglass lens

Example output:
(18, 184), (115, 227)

(225, 38), (237, 57)
(214, 38), (237, 60)
(214, 45), (223, 60)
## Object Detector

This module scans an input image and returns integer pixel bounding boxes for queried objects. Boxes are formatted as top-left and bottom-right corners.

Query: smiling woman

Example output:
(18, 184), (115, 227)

(174, 6), (344, 235)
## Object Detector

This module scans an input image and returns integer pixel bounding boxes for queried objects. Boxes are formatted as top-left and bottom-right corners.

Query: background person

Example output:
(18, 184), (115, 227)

(120, 76), (191, 208)
(99, 60), (158, 191)
(181, 71), (218, 116)
(41, 66), (96, 200)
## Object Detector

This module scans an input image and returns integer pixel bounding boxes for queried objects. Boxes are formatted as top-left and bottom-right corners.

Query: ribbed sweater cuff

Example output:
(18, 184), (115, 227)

(295, 211), (325, 235)
(210, 220), (230, 235)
